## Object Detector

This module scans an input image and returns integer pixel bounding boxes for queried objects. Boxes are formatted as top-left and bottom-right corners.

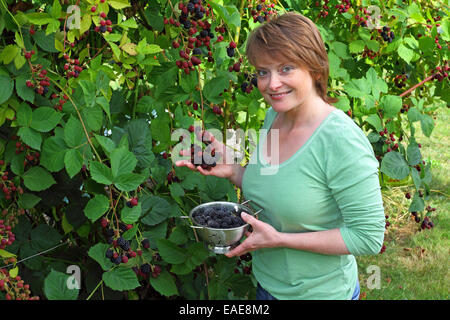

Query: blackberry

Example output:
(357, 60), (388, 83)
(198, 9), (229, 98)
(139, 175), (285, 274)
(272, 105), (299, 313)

(141, 238), (150, 249)
(187, 2), (195, 12)
(193, 48), (202, 55)
(112, 256), (122, 265)
(100, 25), (107, 33)
(227, 47), (235, 57)
(105, 248), (114, 259)
(140, 263), (151, 274)
(116, 237), (130, 250)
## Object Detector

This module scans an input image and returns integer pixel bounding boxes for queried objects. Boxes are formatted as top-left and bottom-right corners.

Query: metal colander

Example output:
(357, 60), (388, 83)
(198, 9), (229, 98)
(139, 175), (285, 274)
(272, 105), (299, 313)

(182, 200), (262, 254)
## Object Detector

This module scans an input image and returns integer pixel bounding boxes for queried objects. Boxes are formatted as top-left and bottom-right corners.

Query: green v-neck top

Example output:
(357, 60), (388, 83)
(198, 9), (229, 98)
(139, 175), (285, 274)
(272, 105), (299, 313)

(242, 107), (385, 299)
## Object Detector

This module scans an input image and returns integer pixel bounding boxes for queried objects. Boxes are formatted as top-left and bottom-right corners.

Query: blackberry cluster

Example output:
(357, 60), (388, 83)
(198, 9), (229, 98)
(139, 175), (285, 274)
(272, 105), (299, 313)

(240, 73), (258, 94)
(105, 236), (137, 265)
(189, 142), (218, 171)
(380, 26), (394, 43)
(192, 205), (246, 229)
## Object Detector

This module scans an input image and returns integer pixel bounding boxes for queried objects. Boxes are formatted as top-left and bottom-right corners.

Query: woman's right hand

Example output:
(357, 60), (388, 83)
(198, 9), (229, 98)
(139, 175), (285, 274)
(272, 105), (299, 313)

(174, 129), (238, 180)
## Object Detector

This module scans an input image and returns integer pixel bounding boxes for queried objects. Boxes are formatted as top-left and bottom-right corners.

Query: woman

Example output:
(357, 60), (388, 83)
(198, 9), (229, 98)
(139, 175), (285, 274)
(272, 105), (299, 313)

(176, 12), (385, 300)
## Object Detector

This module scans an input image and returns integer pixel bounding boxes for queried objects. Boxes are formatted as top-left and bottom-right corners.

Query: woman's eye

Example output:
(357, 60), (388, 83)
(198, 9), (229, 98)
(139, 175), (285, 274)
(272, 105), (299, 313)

(281, 66), (293, 73)
(257, 70), (267, 77)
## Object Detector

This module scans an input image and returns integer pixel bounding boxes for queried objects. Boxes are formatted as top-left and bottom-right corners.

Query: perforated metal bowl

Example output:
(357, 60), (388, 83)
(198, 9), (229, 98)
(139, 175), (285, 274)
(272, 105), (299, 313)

(183, 200), (262, 254)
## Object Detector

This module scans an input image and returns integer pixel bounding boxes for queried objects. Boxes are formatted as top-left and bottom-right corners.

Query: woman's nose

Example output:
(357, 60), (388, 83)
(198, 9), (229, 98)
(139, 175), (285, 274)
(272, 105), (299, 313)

(268, 73), (283, 91)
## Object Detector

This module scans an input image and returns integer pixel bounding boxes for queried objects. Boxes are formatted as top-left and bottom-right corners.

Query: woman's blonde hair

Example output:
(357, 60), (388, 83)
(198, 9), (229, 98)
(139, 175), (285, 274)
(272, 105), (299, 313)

(246, 12), (338, 104)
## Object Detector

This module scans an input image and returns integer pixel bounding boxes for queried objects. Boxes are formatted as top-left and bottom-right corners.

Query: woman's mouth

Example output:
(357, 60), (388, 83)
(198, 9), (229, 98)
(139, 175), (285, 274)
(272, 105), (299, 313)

(269, 90), (292, 100)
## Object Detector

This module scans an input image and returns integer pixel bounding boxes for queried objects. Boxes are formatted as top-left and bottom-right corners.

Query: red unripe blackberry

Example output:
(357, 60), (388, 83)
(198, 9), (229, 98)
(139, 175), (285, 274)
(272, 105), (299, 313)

(229, 41), (237, 49)
(130, 197), (138, 207)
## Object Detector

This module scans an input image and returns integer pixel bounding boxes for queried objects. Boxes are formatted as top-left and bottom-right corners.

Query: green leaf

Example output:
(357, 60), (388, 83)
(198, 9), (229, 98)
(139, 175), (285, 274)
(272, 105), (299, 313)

(40, 136), (68, 172)
(149, 270), (179, 297)
(124, 119), (154, 169)
(0, 45), (19, 64)
(32, 30), (58, 53)
(26, 13), (54, 25)
(89, 161), (113, 185)
(64, 116), (87, 148)
(156, 239), (187, 264)
(349, 40), (365, 53)
(102, 267), (140, 291)
(64, 149), (83, 178)
(410, 167), (422, 190)
(114, 172), (146, 192)
(409, 191), (425, 212)
(111, 147), (137, 177)
(0, 74), (14, 105)
(44, 269), (79, 300)
(365, 114), (383, 132)
(203, 76), (229, 104)
(95, 134), (116, 156)
(397, 43), (414, 63)
(88, 243), (114, 271)
(121, 202), (141, 224)
(420, 114), (434, 137)
(141, 195), (172, 226)
(17, 127), (42, 150)
(15, 73), (35, 103)
(406, 142), (422, 165)
(79, 80), (96, 108)
(84, 194), (110, 222)
(23, 166), (56, 191)
(380, 151), (410, 180)
(207, 2), (240, 31)
(380, 95), (402, 118)
(30, 224), (62, 251)
(109, 0), (131, 9)
(18, 193), (42, 209)
(366, 68), (388, 100)
(30, 107), (62, 132)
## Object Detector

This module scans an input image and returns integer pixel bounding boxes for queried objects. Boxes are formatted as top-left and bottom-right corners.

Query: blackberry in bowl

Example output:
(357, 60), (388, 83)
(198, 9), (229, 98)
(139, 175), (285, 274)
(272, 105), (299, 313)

(187, 200), (262, 254)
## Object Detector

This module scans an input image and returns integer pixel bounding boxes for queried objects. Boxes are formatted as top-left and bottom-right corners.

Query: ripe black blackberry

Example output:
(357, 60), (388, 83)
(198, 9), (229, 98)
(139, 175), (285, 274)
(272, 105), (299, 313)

(140, 263), (151, 274)
(227, 47), (235, 57)
(141, 238), (150, 249)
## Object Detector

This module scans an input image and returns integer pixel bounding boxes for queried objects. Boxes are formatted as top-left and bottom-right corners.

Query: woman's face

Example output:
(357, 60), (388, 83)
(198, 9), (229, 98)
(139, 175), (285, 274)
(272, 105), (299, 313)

(254, 54), (317, 114)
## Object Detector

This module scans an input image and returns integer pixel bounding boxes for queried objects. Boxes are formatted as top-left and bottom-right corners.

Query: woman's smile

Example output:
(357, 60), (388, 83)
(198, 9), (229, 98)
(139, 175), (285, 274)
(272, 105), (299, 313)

(268, 90), (293, 100)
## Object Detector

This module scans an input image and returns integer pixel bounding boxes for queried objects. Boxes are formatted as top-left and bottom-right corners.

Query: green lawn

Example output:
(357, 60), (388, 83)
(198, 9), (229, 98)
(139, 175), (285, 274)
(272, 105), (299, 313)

(356, 107), (449, 300)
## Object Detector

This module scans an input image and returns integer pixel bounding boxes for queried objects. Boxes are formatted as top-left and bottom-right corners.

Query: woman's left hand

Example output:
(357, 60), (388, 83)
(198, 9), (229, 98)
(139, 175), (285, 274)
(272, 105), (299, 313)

(225, 212), (281, 258)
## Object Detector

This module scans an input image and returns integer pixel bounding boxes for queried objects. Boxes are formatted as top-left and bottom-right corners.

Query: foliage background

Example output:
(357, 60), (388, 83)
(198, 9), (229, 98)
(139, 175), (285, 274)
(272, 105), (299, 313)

(0, 0), (448, 300)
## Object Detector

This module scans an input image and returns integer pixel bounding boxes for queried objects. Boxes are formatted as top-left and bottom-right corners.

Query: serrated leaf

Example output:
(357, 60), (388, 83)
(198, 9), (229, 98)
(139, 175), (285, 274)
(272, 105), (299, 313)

(156, 239), (187, 264)
(40, 136), (68, 172)
(102, 267), (140, 291)
(88, 243), (114, 271)
(149, 270), (178, 297)
(44, 269), (79, 300)
(121, 202), (141, 224)
(23, 166), (56, 191)
(84, 194), (110, 222)
(114, 172), (146, 191)
(380, 151), (410, 180)
(89, 161), (113, 185)
(17, 127), (42, 150)
(111, 147), (137, 177)
(31, 107), (62, 132)
(64, 116), (87, 148)
(0, 74), (14, 105)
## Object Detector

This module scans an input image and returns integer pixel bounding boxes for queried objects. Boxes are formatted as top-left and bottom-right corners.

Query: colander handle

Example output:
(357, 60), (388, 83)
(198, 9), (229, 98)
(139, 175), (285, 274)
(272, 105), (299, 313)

(241, 199), (264, 214)
(190, 225), (204, 229)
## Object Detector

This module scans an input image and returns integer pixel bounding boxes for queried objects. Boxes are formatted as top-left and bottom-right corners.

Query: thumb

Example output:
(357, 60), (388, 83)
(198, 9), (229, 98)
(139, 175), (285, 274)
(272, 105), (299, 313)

(240, 212), (258, 225)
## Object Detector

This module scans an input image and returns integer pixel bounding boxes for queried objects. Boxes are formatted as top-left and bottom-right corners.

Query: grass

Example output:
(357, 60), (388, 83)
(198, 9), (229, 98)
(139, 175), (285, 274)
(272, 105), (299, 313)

(356, 107), (450, 300)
